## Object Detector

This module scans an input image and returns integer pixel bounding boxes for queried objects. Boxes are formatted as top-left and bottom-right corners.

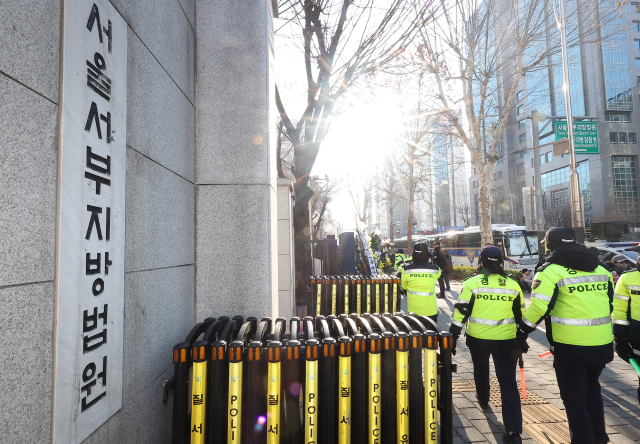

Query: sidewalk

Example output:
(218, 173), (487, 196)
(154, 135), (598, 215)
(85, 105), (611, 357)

(418, 281), (640, 444)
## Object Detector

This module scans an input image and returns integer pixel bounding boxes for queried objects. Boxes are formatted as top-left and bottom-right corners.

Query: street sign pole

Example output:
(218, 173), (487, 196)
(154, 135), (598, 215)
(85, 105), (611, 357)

(555, 0), (584, 241)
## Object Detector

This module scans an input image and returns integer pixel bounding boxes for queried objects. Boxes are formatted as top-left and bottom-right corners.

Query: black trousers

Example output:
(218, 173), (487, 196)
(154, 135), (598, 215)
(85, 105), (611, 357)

(438, 274), (447, 295)
(554, 359), (608, 444)
(467, 336), (522, 434)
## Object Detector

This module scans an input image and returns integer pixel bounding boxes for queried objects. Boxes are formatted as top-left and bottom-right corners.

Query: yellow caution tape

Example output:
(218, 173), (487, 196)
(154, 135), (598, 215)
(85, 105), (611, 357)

(425, 349), (438, 444)
(190, 361), (207, 444)
(344, 284), (350, 315)
(392, 282), (397, 314)
(228, 361), (243, 444)
(267, 362), (281, 444)
(396, 350), (409, 443)
(368, 353), (381, 444)
(338, 356), (352, 444)
(305, 360), (319, 443)
(316, 283), (322, 315)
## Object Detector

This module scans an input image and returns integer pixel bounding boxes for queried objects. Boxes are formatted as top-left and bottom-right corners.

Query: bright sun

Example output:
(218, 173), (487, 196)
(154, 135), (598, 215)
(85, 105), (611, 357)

(312, 93), (403, 232)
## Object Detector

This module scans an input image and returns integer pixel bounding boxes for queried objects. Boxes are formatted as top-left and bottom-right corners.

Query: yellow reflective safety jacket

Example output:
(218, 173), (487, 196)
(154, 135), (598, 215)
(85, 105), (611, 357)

(523, 263), (613, 362)
(613, 269), (640, 349)
(401, 262), (441, 317)
(451, 273), (524, 340)
(395, 253), (405, 273)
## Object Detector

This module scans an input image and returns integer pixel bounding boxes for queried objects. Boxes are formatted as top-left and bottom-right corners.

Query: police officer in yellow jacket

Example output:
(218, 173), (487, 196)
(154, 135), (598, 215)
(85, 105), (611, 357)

(401, 243), (441, 322)
(516, 227), (613, 444)
(395, 249), (406, 273)
(449, 246), (524, 444)
(612, 245), (640, 404)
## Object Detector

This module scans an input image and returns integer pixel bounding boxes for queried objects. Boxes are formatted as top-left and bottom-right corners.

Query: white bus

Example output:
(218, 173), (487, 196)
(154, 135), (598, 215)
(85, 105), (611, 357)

(422, 225), (539, 270)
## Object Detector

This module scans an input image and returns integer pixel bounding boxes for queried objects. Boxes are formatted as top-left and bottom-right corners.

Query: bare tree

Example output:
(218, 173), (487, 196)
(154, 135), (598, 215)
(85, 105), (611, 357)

(275, 0), (427, 300)
(454, 180), (473, 227)
(276, 119), (295, 179)
(310, 178), (340, 240)
(393, 72), (437, 255)
(346, 172), (374, 226)
(376, 154), (403, 242)
(415, 0), (614, 244)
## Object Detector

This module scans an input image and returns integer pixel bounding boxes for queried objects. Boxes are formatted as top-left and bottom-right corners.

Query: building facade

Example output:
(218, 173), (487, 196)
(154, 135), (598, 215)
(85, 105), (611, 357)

(0, 1), (294, 443)
(470, 0), (640, 229)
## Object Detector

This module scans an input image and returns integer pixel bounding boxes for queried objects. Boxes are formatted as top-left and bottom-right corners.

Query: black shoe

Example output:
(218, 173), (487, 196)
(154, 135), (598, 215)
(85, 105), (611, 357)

(476, 394), (489, 409)
(504, 433), (522, 444)
(437, 294), (446, 299)
(446, 287), (451, 290)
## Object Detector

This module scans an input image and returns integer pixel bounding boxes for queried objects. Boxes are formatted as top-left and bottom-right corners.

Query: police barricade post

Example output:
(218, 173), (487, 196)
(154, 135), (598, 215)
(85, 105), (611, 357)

(167, 311), (454, 444)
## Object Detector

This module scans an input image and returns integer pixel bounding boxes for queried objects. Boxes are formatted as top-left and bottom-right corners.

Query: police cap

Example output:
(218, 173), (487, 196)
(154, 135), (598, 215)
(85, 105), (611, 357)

(480, 246), (503, 262)
(541, 227), (577, 249)
(413, 242), (431, 257)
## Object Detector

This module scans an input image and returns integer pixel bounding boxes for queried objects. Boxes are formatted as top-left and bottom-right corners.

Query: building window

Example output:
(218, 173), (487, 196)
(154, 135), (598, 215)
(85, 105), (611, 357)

(636, 40), (640, 51)
(612, 156), (639, 222)
(516, 90), (523, 101)
(634, 22), (640, 31)
(518, 120), (526, 129)
(610, 132), (637, 144)
(473, 181), (477, 189)
(550, 188), (570, 207)
(517, 105), (524, 115)
(541, 152), (552, 164)
(633, 2), (640, 12)
(603, 13), (634, 110)
(605, 112), (630, 122)
(518, 163), (525, 176)
(636, 58), (640, 69)
(493, 171), (503, 181)
(519, 133), (526, 144)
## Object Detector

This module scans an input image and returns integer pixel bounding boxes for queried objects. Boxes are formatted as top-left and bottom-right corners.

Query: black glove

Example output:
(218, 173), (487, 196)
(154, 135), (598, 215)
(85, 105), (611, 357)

(454, 302), (471, 317)
(451, 335), (458, 356)
(615, 338), (634, 363)
(516, 330), (529, 354)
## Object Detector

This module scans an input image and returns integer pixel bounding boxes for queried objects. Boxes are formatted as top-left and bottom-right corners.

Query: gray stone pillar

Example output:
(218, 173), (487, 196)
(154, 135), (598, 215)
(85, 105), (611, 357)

(277, 178), (296, 318)
(195, 0), (278, 319)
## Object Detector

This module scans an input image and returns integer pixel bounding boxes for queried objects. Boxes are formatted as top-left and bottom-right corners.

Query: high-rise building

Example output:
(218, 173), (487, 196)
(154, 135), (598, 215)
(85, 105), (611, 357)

(470, 0), (640, 229)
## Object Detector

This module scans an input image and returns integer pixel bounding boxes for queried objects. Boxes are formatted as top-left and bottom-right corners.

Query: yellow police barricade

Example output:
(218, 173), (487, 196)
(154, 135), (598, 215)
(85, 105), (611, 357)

(356, 276), (362, 315)
(168, 313), (454, 444)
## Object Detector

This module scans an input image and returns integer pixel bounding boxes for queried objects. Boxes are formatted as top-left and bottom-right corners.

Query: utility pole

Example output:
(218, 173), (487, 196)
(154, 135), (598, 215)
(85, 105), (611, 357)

(530, 110), (546, 247)
(555, 0), (584, 241)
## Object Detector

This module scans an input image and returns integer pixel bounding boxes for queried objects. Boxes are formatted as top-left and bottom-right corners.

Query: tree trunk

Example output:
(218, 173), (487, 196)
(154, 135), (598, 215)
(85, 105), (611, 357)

(293, 180), (313, 310)
(477, 176), (493, 246)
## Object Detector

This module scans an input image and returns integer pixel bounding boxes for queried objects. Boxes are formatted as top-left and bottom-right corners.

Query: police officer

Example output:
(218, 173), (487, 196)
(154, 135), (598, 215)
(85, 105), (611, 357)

(516, 227), (613, 444)
(395, 248), (406, 273)
(612, 246), (640, 404)
(449, 246), (524, 444)
(401, 243), (441, 322)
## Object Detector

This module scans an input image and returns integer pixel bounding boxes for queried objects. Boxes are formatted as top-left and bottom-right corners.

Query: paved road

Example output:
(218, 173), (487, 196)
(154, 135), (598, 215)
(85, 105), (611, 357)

(403, 281), (640, 443)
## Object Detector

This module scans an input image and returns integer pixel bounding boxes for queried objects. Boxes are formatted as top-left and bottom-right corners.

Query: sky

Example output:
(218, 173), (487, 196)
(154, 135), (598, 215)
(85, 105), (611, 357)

(274, 12), (406, 235)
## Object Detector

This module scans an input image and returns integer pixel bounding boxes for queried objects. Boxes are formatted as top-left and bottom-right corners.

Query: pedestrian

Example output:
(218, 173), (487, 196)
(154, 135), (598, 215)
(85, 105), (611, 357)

(519, 269), (532, 292)
(395, 248), (406, 273)
(432, 242), (449, 298)
(449, 246), (525, 444)
(612, 246), (640, 405)
(610, 254), (633, 275)
(443, 249), (452, 290)
(401, 242), (441, 323)
(517, 227), (613, 444)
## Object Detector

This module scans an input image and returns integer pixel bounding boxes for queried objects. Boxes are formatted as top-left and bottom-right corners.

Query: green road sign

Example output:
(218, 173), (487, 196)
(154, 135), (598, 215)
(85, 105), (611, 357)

(554, 120), (599, 154)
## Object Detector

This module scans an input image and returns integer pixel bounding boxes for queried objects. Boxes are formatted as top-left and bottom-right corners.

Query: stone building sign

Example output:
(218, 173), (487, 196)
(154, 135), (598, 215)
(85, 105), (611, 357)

(53, 1), (127, 442)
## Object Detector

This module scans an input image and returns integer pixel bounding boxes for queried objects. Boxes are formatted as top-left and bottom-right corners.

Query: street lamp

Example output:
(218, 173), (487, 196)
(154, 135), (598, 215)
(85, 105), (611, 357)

(553, 0), (584, 240)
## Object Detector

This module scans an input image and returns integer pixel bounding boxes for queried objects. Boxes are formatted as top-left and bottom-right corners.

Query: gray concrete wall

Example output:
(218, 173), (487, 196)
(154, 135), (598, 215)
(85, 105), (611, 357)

(195, 0), (279, 321)
(0, 0), (60, 441)
(83, 0), (196, 442)
(2, 0), (280, 442)
(277, 179), (296, 318)
(1, 0), (196, 442)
